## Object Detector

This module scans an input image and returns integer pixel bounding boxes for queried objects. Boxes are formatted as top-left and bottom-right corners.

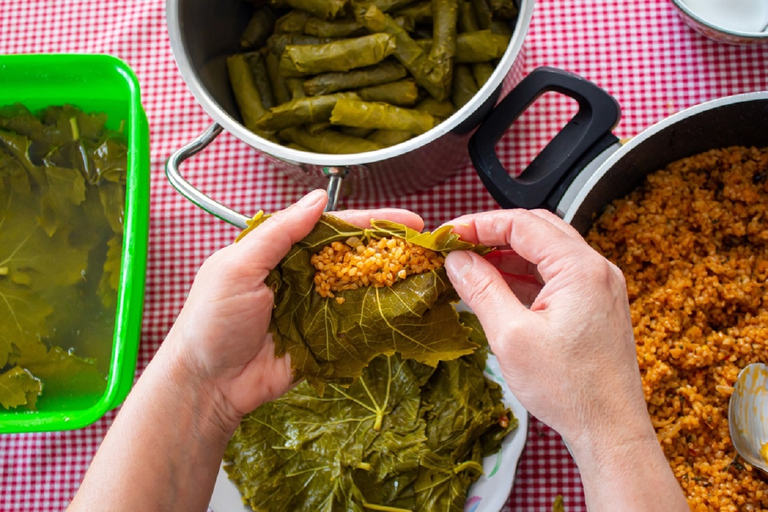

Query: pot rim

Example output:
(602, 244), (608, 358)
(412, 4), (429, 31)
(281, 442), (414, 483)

(561, 90), (768, 223)
(166, 0), (534, 167)
(669, 0), (768, 42)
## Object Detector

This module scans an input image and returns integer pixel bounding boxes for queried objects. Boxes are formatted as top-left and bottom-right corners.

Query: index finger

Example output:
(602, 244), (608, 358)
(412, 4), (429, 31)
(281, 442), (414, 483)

(332, 208), (424, 232)
(445, 209), (595, 280)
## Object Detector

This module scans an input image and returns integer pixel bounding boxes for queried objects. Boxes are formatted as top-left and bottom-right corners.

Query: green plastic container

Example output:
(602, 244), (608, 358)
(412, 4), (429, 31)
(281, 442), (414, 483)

(0, 54), (150, 432)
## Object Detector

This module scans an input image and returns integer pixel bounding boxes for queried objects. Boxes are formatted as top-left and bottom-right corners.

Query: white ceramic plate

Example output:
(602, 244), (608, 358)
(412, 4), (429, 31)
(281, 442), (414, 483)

(210, 353), (529, 512)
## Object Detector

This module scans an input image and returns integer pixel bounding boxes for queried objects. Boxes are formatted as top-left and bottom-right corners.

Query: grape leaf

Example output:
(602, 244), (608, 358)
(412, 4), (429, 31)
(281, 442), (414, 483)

(238, 213), (487, 393)
(224, 315), (515, 512)
(225, 355), (431, 511)
(0, 179), (89, 367)
(98, 234), (123, 309)
(14, 344), (106, 397)
(0, 104), (126, 409)
(0, 366), (42, 410)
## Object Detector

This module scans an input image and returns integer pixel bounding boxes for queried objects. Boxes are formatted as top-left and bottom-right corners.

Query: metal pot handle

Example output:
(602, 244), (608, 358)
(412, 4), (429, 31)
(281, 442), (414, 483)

(165, 122), (346, 229)
(468, 66), (622, 211)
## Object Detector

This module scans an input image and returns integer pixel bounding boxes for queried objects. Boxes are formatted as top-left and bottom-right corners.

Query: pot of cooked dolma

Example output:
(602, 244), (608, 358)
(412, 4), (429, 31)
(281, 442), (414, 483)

(165, 0), (532, 215)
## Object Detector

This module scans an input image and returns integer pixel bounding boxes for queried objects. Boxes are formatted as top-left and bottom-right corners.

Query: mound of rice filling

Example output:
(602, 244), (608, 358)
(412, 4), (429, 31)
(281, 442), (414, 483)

(587, 146), (768, 511)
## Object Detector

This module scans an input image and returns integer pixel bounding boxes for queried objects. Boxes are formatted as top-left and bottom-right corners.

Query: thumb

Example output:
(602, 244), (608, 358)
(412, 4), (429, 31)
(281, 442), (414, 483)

(445, 250), (530, 342)
(232, 189), (328, 271)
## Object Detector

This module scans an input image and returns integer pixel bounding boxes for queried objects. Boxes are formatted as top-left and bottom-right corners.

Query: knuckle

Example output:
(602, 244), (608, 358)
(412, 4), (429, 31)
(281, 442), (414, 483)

(464, 272), (500, 308)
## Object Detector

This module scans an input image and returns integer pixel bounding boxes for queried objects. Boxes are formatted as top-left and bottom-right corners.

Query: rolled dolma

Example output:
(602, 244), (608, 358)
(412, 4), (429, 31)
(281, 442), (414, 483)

(489, 0), (518, 19)
(255, 92), (359, 131)
(491, 19), (513, 35)
(455, 30), (510, 63)
(415, 97), (456, 119)
(274, 10), (310, 33)
(279, 33), (397, 76)
(427, 0), (459, 91)
(303, 16), (412, 38)
(355, 5), (447, 101)
(306, 121), (332, 134)
(451, 64), (478, 108)
(365, 0), (420, 12)
(470, 0), (493, 29)
(267, 33), (335, 55)
(286, 78), (307, 99)
(303, 61), (407, 96)
(330, 98), (437, 134)
(286, 142), (312, 151)
(357, 78), (420, 105)
(340, 125), (374, 138)
(416, 31), (509, 62)
(472, 61), (494, 87)
(280, 126), (383, 153)
(244, 52), (276, 109)
(394, 1), (432, 24)
(304, 18), (365, 37)
(265, 52), (292, 104)
(270, 0), (348, 20)
(367, 128), (414, 146)
(240, 6), (277, 48)
(226, 54), (268, 132)
(457, 0), (479, 32)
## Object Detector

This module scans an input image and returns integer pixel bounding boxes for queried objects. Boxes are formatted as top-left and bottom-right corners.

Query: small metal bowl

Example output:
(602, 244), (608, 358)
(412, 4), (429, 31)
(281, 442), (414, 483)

(670, 0), (768, 45)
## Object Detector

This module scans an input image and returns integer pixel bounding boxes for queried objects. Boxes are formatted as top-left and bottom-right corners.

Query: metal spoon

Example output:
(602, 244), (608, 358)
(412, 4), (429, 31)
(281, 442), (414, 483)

(728, 362), (768, 474)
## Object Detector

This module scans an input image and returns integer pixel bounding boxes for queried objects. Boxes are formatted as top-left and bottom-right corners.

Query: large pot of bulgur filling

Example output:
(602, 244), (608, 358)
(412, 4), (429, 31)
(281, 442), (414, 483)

(470, 68), (768, 510)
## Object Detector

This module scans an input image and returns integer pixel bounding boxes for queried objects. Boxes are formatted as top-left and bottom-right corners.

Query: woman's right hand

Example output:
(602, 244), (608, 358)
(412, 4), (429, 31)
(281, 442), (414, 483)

(443, 209), (688, 511)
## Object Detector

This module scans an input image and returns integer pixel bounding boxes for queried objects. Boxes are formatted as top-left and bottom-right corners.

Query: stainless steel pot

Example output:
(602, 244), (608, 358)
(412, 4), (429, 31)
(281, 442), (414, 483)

(165, 0), (534, 226)
(469, 67), (768, 232)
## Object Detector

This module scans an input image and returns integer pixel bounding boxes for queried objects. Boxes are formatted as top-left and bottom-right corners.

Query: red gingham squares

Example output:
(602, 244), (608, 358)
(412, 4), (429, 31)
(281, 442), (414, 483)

(1, 1), (767, 511)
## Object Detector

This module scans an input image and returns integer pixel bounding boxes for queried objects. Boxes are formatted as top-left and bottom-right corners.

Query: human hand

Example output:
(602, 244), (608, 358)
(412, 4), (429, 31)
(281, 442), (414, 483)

(163, 190), (425, 434)
(443, 209), (650, 452)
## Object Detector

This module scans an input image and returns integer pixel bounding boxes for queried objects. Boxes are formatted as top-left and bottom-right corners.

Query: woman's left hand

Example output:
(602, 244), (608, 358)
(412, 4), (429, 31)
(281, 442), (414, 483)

(164, 190), (425, 433)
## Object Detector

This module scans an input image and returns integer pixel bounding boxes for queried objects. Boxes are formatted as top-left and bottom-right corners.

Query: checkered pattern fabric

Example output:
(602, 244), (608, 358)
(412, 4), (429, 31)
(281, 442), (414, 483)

(2, 1), (768, 510)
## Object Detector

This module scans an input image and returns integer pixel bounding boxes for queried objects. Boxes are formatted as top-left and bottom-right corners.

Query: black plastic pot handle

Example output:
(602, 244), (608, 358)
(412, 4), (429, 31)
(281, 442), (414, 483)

(469, 66), (621, 211)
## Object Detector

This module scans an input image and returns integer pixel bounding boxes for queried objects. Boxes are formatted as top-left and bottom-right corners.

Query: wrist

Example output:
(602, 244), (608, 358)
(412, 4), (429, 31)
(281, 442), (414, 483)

(150, 336), (243, 443)
(566, 420), (687, 511)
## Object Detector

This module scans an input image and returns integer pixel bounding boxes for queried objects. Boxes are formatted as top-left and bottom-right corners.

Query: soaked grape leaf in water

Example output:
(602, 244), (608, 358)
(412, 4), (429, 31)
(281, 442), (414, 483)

(0, 180), (89, 367)
(238, 213), (487, 393)
(0, 366), (42, 410)
(224, 315), (514, 511)
(0, 104), (126, 409)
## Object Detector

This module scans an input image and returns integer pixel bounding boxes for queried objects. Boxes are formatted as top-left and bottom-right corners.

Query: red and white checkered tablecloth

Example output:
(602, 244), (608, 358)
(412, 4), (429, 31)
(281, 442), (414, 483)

(2, 1), (768, 511)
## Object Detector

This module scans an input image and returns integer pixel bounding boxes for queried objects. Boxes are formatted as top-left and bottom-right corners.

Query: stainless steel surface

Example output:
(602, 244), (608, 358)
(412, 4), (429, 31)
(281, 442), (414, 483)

(670, 0), (768, 45)
(165, 124), (354, 225)
(729, 363), (768, 474)
(323, 167), (350, 212)
(165, 122), (251, 229)
(165, 0), (534, 200)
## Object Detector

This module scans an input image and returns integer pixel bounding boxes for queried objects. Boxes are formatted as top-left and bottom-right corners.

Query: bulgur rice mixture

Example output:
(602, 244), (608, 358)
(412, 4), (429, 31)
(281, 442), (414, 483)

(310, 236), (444, 301)
(586, 146), (768, 511)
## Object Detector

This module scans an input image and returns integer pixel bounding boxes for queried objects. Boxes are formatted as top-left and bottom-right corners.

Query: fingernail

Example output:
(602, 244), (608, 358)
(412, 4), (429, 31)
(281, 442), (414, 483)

(296, 189), (327, 208)
(446, 251), (474, 282)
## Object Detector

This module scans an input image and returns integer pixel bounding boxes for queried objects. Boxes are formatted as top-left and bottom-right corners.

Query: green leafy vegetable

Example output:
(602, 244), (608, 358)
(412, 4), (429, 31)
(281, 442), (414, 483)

(225, 314), (514, 511)
(0, 104), (126, 410)
(237, 213), (487, 393)
(0, 366), (42, 410)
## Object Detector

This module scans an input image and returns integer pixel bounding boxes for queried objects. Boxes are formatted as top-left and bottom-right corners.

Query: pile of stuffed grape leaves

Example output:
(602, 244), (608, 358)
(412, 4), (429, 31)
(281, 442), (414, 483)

(224, 312), (517, 512)
(227, 0), (519, 153)
(224, 207), (518, 511)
